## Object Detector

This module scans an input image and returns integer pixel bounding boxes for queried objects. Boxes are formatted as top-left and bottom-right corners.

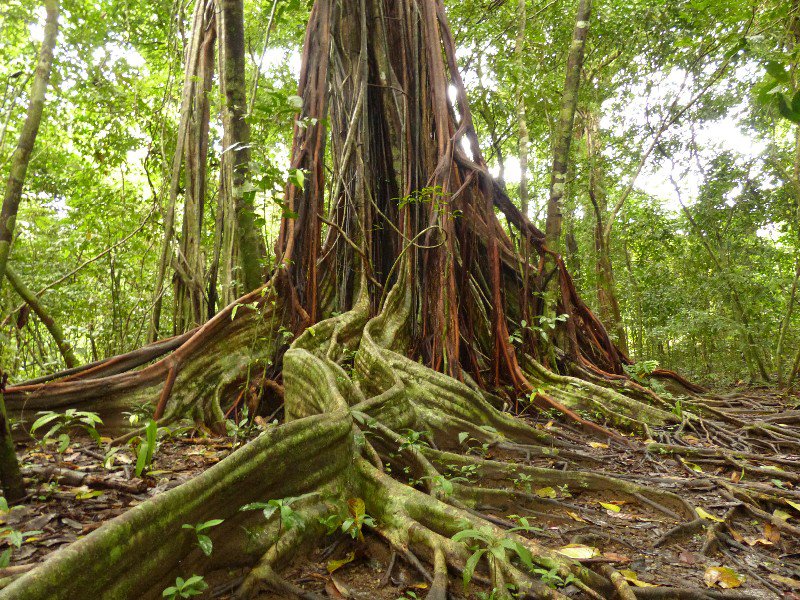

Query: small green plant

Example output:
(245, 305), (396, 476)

(421, 474), (467, 496)
(622, 360), (659, 384)
(0, 498), (42, 568)
(162, 575), (208, 599)
(181, 519), (224, 556)
(506, 514), (541, 534)
(513, 473), (533, 493)
(30, 409), (103, 454)
(452, 526), (533, 590)
(398, 429), (430, 452)
(133, 420), (158, 477)
(341, 498), (376, 541)
(241, 495), (309, 532)
(531, 566), (574, 589)
(318, 498), (376, 541)
(446, 463), (480, 482)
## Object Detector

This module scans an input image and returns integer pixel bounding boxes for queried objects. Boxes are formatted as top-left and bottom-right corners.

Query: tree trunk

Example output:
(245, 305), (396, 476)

(5, 266), (77, 369)
(0, 0), (58, 293)
(544, 0), (591, 251)
(218, 0), (264, 293)
(515, 0), (530, 216)
(174, 5), (216, 332)
(0, 0), (59, 503)
(148, 0), (208, 342)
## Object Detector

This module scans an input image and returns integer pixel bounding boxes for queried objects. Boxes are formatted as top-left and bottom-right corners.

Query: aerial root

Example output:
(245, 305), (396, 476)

(355, 457), (614, 600)
(598, 564), (636, 600)
(421, 448), (696, 521)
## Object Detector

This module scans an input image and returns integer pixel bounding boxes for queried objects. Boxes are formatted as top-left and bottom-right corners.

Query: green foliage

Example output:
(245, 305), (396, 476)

(133, 420), (158, 477)
(452, 526), (533, 590)
(162, 575), (208, 599)
(30, 409), (103, 454)
(240, 494), (311, 532)
(622, 360), (659, 384)
(181, 519), (224, 557)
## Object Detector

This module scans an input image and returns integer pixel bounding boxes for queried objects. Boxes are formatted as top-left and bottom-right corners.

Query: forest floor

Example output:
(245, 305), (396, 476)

(3, 386), (800, 599)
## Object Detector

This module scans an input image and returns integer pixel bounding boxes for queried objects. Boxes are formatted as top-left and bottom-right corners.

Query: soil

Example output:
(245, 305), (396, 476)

(4, 387), (800, 599)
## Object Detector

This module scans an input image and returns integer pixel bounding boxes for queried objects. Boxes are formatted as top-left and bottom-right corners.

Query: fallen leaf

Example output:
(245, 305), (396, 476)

(678, 550), (697, 565)
(774, 509), (792, 522)
(704, 566), (745, 589)
(602, 551), (630, 562)
(535, 486), (557, 498)
(556, 544), (599, 559)
(679, 457), (703, 472)
(565, 511), (586, 523)
(327, 551), (355, 574)
(599, 502), (621, 513)
(619, 569), (658, 587)
(696, 507), (724, 522)
(588, 442), (609, 449)
(764, 522), (780, 543)
(730, 470), (741, 483)
(786, 500), (800, 513)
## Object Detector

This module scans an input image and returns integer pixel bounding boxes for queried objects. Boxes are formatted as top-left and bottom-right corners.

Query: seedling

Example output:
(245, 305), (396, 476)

(181, 519), (224, 556)
(162, 575), (207, 599)
(241, 495), (309, 532)
(30, 409), (103, 455)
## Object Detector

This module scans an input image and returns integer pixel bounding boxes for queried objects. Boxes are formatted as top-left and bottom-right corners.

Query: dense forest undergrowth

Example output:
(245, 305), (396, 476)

(1, 0), (800, 599)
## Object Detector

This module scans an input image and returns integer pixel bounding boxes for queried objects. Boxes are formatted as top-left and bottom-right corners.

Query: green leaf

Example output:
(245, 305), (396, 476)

(777, 94), (800, 123)
(327, 551), (355, 573)
(30, 412), (62, 434)
(793, 91), (800, 115)
(765, 61), (789, 83)
(458, 432), (469, 445)
(197, 534), (212, 556)
(0, 549), (11, 568)
(195, 519), (224, 532)
(463, 549), (485, 589)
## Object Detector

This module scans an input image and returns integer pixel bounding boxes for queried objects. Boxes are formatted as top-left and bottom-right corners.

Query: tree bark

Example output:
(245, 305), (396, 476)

(0, 0), (58, 294)
(0, 0), (59, 503)
(515, 0), (530, 216)
(218, 0), (264, 293)
(174, 6), (216, 332)
(148, 0), (208, 342)
(545, 0), (591, 251)
(5, 266), (77, 369)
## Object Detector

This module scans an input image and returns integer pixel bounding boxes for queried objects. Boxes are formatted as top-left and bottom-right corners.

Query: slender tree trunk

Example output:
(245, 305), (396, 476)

(175, 7), (216, 332)
(515, 0), (529, 216)
(777, 257), (800, 386)
(218, 0), (264, 293)
(585, 110), (628, 354)
(0, 0), (59, 503)
(0, 0), (58, 293)
(778, 13), (800, 385)
(5, 266), (77, 369)
(545, 0), (591, 250)
(148, 0), (208, 342)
